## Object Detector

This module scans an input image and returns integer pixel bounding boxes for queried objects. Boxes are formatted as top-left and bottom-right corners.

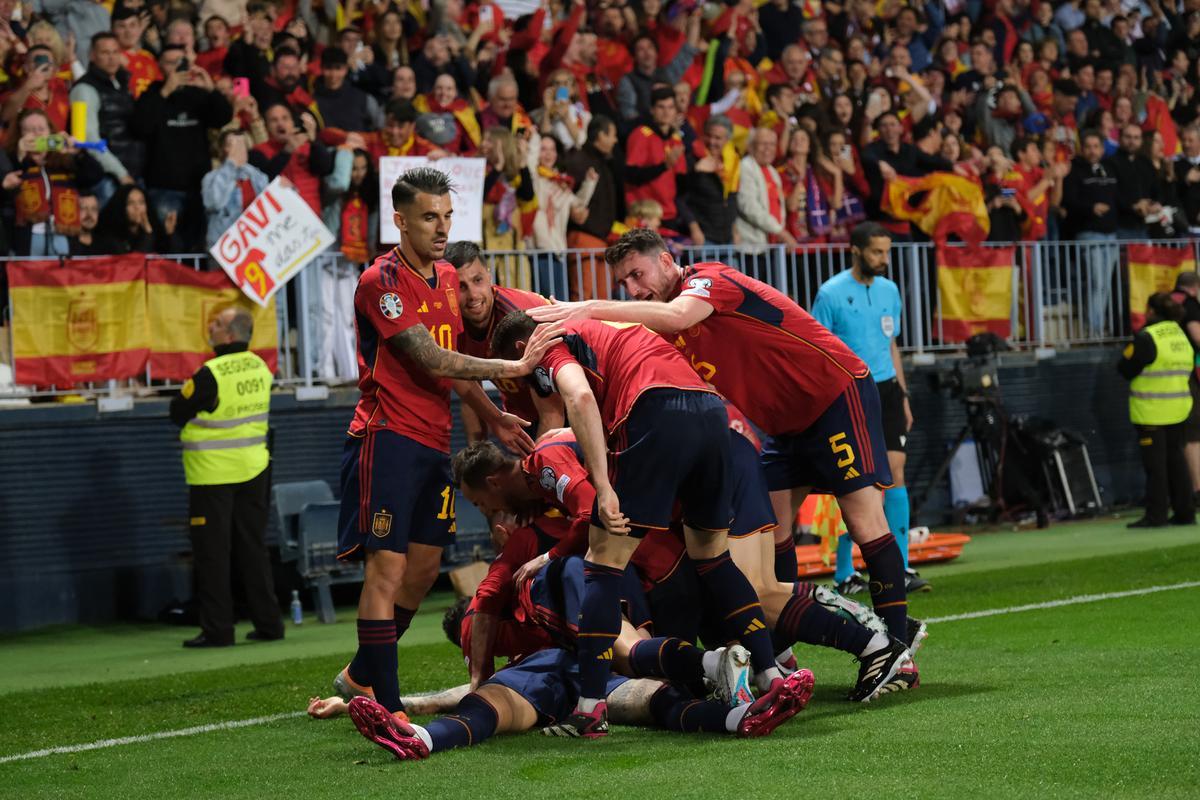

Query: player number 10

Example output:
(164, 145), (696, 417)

(429, 323), (454, 350)
(438, 485), (457, 533)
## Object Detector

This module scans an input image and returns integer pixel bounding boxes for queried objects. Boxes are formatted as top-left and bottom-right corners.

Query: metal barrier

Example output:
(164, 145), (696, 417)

(2, 239), (1198, 400)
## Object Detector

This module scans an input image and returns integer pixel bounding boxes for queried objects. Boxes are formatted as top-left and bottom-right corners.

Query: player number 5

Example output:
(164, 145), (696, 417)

(828, 432), (855, 468)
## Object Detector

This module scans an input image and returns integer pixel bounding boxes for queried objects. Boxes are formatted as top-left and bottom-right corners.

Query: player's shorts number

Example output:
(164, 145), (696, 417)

(828, 432), (856, 468)
(429, 324), (454, 350)
(438, 485), (457, 533)
(689, 355), (717, 382)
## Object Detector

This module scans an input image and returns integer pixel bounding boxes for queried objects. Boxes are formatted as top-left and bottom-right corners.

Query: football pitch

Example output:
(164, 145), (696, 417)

(3, 515), (1199, 800)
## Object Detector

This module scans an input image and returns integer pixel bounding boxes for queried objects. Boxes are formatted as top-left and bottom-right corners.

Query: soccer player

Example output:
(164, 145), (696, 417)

(333, 167), (563, 724)
(527, 229), (919, 664)
(489, 312), (807, 736)
(812, 222), (929, 594)
(446, 241), (565, 443)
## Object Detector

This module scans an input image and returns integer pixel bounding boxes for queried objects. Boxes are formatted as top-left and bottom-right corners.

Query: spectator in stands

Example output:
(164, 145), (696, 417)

(250, 102), (334, 215)
(685, 114), (739, 247)
(70, 31), (144, 205)
(530, 134), (597, 296)
(2, 108), (103, 256)
(561, 114), (622, 265)
(202, 129), (269, 248)
(1064, 129), (1119, 337)
(254, 47), (315, 116)
(862, 111), (953, 239)
(1176, 126), (1200, 234)
(223, 1), (273, 82)
(1110, 123), (1162, 240)
(111, 7), (160, 101)
(480, 125), (535, 259)
(626, 87), (701, 245)
(479, 75), (531, 135)
(1, 46), (67, 136)
(534, 69), (590, 152)
(133, 44), (233, 251)
(69, 191), (102, 255)
(35, 0), (110, 64)
(615, 15), (700, 123)
(735, 126), (795, 247)
(982, 145), (1025, 243)
(414, 73), (481, 154)
(390, 65), (418, 102)
(197, 15), (231, 77)
(95, 183), (179, 254)
(372, 9), (408, 73)
(314, 47), (383, 134)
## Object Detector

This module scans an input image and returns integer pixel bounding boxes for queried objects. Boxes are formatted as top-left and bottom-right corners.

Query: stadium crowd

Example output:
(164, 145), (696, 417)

(4, 0), (1200, 265)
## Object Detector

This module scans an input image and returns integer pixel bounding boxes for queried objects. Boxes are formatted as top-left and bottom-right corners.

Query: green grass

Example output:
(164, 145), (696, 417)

(3, 515), (1200, 799)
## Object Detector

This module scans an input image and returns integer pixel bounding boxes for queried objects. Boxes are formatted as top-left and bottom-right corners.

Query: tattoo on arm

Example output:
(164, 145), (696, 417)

(391, 325), (516, 380)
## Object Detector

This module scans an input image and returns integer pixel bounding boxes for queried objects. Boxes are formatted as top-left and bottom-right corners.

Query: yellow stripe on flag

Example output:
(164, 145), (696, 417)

(10, 279), (148, 359)
(938, 264), (1013, 323)
(1127, 244), (1196, 330)
(147, 281), (278, 355)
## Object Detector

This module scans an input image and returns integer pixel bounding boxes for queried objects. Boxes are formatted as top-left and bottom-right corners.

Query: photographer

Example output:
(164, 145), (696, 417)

(1118, 292), (1196, 529)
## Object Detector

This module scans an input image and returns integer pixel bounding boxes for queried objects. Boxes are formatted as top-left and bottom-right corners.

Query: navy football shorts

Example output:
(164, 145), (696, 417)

(483, 648), (629, 725)
(598, 389), (732, 537)
(528, 556), (652, 642)
(336, 430), (455, 561)
(761, 375), (893, 496)
(728, 430), (777, 538)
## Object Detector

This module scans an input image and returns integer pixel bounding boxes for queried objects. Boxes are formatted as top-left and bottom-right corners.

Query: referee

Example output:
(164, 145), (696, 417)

(812, 222), (928, 593)
(170, 307), (284, 648)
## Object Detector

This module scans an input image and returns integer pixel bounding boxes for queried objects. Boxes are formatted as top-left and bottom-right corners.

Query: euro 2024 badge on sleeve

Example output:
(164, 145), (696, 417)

(380, 292), (403, 319)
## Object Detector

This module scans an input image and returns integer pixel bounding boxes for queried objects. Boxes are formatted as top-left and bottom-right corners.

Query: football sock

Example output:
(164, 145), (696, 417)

(772, 581), (875, 656)
(649, 684), (741, 734)
(860, 532), (908, 641)
(421, 694), (498, 752)
(576, 561), (625, 704)
(393, 605), (417, 640)
(354, 619), (401, 712)
(693, 551), (778, 681)
(773, 537), (798, 582)
(883, 487), (911, 570)
(628, 637), (705, 684)
(834, 533), (855, 583)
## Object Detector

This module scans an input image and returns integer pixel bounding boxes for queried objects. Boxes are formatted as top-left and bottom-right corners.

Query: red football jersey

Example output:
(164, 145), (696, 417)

(348, 248), (464, 452)
(538, 319), (713, 435)
(124, 49), (162, 99)
(457, 286), (549, 424)
(671, 263), (868, 435)
(625, 125), (687, 220)
(474, 516), (572, 616)
(460, 595), (554, 676)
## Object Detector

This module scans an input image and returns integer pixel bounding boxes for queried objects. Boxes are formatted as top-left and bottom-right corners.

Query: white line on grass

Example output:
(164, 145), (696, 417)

(925, 580), (1200, 624)
(4, 581), (1200, 766)
(0, 711), (305, 765)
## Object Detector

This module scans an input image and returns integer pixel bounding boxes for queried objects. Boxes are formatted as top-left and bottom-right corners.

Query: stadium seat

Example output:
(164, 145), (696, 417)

(297, 500), (362, 624)
(272, 480), (334, 564)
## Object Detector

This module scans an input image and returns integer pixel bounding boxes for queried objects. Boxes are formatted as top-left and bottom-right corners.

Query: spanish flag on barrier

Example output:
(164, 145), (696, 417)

(145, 260), (279, 380)
(1127, 244), (1197, 331)
(6, 256), (149, 386)
(882, 172), (990, 244)
(936, 244), (1017, 342)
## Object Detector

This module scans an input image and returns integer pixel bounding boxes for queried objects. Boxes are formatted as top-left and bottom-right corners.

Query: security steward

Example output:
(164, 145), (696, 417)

(1118, 292), (1197, 529)
(170, 307), (284, 647)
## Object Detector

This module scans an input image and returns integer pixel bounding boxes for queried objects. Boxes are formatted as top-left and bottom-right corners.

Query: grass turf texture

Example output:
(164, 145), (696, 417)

(2, 515), (1199, 799)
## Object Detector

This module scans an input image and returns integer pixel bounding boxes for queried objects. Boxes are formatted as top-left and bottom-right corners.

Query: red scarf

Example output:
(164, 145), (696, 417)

(14, 160), (81, 235)
(340, 196), (369, 263)
(763, 165), (783, 228)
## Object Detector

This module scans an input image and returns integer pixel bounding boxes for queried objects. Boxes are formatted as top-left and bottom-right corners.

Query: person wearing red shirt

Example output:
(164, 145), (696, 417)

(1012, 136), (1065, 242)
(250, 102), (334, 214)
(0, 46), (70, 132)
(331, 167), (563, 725)
(112, 7), (163, 99)
(196, 16), (232, 78)
(323, 98), (445, 161)
(529, 229), (919, 666)
(489, 310), (805, 738)
(626, 87), (702, 244)
(446, 241), (563, 443)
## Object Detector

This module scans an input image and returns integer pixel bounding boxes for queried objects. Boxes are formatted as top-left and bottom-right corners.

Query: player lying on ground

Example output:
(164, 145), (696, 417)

(454, 427), (921, 702)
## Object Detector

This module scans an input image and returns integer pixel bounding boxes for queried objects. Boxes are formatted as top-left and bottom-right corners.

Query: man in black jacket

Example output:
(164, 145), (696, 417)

(1176, 126), (1200, 234)
(69, 32), (143, 206)
(861, 111), (953, 240)
(684, 114), (738, 245)
(560, 115), (624, 299)
(133, 45), (233, 251)
(1109, 124), (1162, 239)
(313, 47), (383, 133)
(1063, 129), (1120, 337)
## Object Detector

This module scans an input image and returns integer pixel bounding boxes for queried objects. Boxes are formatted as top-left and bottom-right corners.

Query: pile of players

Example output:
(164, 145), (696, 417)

(306, 168), (925, 760)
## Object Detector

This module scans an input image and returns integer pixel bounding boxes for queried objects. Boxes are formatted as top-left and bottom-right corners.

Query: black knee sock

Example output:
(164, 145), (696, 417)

(424, 694), (498, 752)
(773, 537), (799, 582)
(353, 619), (401, 712)
(773, 582), (874, 655)
(648, 684), (733, 733)
(394, 605), (417, 640)
(693, 551), (776, 676)
(628, 637), (706, 684)
(576, 561), (625, 702)
(860, 533), (908, 641)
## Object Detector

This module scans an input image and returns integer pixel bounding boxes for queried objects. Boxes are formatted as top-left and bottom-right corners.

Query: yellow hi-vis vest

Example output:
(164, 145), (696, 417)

(180, 350), (272, 486)
(1129, 321), (1194, 426)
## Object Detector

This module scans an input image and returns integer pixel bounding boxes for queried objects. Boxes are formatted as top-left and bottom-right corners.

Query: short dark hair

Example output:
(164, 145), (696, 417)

(273, 46), (300, 62)
(1176, 271), (1200, 292)
(586, 114), (616, 145)
(445, 241), (483, 269)
(1148, 291), (1185, 323)
(442, 596), (470, 648)
(320, 46), (348, 68)
(764, 83), (792, 107)
(650, 86), (675, 106)
(91, 31), (118, 49)
(850, 222), (892, 251)
(392, 167), (453, 209)
(604, 228), (669, 266)
(450, 441), (515, 489)
(912, 116), (939, 143)
(1012, 136), (1038, 156)
(1080, 128), (1104, 147)
(490, 311), (538, 360)
(385, 98), (417, 124)
(873, 111), (901, 130)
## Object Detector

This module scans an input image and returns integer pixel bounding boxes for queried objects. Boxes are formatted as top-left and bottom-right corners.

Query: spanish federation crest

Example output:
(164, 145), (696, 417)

(379, 292), (403, 319)
(372, 511), (393, 538)
(539, 467), (556, 492)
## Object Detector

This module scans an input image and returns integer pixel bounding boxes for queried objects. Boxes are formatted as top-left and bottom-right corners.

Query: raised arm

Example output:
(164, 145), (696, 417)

(527, 295), (713, 334)
(453, 379), (535, 454)
(389, 321), (562, 380)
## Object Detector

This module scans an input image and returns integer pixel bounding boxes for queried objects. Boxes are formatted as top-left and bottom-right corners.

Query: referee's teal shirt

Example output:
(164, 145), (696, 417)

(811, 270), (902, 382)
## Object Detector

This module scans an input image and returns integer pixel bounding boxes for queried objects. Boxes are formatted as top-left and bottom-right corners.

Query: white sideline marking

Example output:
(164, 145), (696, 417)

(0, 711), (305, 765)
(5, 581), (1200, 766)
(925, 581), (1200, 624)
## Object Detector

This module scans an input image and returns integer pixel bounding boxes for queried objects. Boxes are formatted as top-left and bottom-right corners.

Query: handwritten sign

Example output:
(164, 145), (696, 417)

(209, 178), (335, 307)
(378, 157), (486, 245)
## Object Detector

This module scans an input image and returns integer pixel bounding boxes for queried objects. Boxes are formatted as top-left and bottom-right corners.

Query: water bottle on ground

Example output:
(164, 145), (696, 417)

(290, 590), (303, 625)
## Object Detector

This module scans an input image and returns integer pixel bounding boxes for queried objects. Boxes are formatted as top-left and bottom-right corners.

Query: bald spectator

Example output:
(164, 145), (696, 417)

(735, 127), (795, 247)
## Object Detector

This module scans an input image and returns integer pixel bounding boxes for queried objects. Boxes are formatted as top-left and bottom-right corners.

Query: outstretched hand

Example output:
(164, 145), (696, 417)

(527, 300), (591, 324)
(516, 321), (565, 373)
(493, 411), (535, 455)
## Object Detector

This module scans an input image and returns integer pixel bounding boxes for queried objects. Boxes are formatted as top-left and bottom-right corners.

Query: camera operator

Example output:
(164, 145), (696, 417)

(812, 222), (928, 593)
(1118, 292), (1196, 529)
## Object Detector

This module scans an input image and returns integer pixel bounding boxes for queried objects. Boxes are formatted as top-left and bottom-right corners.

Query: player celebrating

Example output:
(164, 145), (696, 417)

(333, 167), (561, 724)
(527, 229), (918, 666)
(445, 241), (565, 443)
(489, 312), (809, 737)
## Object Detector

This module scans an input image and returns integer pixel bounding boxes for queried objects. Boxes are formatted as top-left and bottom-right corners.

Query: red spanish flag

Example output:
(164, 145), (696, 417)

(1127, 244), (1196, 330)
(883, 172), (990, 245)
(936, 244), (1016, 343)
(5, 256), (149, 386)
(145, 260), (279, 380)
